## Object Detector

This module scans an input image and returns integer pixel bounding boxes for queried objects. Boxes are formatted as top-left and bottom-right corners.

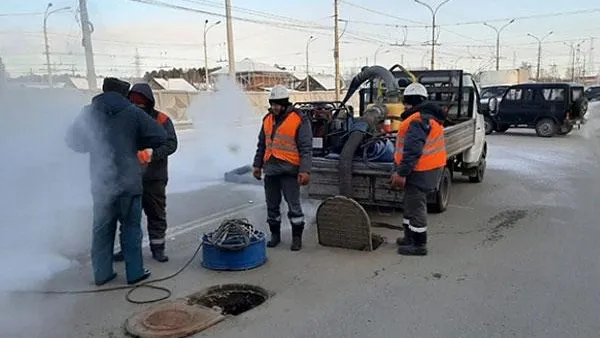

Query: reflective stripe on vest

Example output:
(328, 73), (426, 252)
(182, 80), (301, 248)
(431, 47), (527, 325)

(157, 112), (169, 125)
(263, 112), (302, 166)
(394, 112), (447, 172)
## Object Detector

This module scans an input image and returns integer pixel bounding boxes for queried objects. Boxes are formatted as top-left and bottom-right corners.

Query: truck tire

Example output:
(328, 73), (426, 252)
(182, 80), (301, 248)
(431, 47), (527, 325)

(571, 97), (588, 118)
(484, 116), (495, 135)
(428, 167), (451, 214)
(535, 118), (557, 137)
(469, 144), (487, 183)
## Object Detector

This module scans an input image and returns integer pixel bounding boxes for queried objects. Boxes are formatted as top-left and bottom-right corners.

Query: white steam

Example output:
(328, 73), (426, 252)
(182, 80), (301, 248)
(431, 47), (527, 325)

(167, 76), (263, 194)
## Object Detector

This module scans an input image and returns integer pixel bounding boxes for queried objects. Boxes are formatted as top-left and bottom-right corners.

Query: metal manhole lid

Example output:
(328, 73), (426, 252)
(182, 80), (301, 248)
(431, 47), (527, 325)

(125, 300), (225, 338)
(316, 195), (374, 251)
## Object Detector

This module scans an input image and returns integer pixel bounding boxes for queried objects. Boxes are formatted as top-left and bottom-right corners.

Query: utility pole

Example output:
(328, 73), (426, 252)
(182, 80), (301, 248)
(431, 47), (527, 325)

(204, 19), (221, 89)
(527, 31), (553, 81)
(334, 0), (341, 100)
(224, 0), (235, 78)
(415, 0), (450, 70)
(305, 35), (316, 92)
(564, 40), (585, 82)
(512, 50), (517, 68)
(589, 37), (595, 76)
(79, 0), (97, 90)
(44, 3), (71, 88)
(483, 19), (515, 71)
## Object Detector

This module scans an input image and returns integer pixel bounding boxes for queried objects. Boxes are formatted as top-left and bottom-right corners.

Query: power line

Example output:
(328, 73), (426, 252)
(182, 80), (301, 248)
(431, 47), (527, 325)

(0, 12), (44, 17)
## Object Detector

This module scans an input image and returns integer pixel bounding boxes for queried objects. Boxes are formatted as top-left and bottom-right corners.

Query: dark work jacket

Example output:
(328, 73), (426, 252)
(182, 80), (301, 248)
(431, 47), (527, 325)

(394, 102), (446, 192)
(129, 83), (178, 181)
(65, 91), (167, 200)
(253, 106), (313, 176)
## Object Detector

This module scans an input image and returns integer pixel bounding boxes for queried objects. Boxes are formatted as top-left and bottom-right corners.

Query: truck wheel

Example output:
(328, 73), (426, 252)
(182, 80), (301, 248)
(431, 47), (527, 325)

(535, 118), (557, 137)
(484, 116), (494, 135)
(428, 167), (451, 214)
(469, 145), (486, 183)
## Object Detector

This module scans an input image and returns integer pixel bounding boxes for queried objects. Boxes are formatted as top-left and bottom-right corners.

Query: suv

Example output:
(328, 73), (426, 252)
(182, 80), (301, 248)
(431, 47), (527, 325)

(480, 85), (510, 134)
(488, 83), (588, 137)
(585, 85), (600, 101)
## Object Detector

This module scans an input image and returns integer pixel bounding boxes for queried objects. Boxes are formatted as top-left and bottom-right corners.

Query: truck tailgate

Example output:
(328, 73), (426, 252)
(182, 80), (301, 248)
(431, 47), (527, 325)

(307, 119), (476, 206)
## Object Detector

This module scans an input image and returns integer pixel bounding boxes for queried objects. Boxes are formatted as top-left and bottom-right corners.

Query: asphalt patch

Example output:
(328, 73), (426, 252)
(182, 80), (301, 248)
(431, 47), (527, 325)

(485, 209), (529, 243)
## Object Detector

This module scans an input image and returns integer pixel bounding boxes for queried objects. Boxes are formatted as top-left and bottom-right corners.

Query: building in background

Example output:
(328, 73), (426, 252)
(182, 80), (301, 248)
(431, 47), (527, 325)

(148, 78), (198, 92)
(293, 73), (346, 92)
(211, 58), (297, 91)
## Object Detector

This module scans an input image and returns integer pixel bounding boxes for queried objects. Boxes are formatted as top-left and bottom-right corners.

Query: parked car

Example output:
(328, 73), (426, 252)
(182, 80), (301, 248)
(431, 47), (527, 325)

(585, 85), (600, 101)
(487, 83), (588, 137)
(479, 85), (510, 134)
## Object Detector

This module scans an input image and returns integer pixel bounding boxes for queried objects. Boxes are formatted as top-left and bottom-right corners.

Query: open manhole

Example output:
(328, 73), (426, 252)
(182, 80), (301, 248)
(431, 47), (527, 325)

(188, 284), (269, 316)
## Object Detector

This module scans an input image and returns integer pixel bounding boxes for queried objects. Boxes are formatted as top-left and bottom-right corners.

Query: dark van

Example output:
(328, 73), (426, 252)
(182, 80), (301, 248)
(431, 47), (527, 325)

(487, 83), (588, 137)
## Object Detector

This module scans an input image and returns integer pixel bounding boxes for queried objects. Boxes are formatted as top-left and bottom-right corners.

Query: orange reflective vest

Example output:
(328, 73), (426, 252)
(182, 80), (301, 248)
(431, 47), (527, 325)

(263, 112), (302, 166)
(394, 112), (447, 172)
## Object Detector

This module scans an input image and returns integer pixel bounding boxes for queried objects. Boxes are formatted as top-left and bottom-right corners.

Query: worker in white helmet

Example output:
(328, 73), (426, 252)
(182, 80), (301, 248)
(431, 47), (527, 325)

(252, 85), (313, 251)
(390, 82), (448, 256)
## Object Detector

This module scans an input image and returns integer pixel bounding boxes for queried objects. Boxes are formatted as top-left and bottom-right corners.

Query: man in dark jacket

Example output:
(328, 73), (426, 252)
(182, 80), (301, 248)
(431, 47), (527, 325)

(252, 85), (313, 251)
(112, 83), (178, 263)
(391, 82), (447, 256)
(66, 77), (167, 285)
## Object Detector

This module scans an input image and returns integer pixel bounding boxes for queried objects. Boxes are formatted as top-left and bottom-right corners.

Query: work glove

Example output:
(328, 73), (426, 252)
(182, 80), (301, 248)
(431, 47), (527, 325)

(297, 172), (310, 186)
(389, 172), (406, 189)
(252, 167), (262, 180)
(137, 148), (153, 164)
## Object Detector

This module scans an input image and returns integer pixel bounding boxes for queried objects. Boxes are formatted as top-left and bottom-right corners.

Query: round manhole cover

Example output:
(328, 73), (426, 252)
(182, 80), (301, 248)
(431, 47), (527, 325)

(188, 284), (269, 316)
(125, 300), (225, 338)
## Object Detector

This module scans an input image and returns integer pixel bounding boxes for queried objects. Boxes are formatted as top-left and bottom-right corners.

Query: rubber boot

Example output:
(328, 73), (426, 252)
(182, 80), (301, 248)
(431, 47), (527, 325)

(151, 244), (169, 263)
(395, 224), (413, 246)
(397, 231), (428, 256)
(267, 223), (281, 248)
(113, 251), (124, 262)
(290, 224), (304, 251)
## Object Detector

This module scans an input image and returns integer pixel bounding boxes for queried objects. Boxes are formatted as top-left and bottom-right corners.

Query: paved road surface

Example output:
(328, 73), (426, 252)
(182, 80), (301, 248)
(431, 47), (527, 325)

(3, 105), (600, 337)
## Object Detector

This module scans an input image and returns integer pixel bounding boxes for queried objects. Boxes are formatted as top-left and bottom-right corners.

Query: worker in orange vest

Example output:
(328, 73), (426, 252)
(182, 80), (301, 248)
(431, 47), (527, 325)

(253, 85), (313, 251)
(390, 82), (447, 256)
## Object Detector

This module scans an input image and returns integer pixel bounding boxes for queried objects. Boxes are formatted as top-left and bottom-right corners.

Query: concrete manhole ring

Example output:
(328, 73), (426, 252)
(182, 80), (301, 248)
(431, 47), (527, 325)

(125, 300), (225, 338)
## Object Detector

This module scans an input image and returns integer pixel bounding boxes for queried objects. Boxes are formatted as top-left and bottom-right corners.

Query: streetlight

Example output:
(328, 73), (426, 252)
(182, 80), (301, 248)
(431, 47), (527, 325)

(305, 36), (317, 92)
(527, 31), (553, 81)
(483, 19), (515, 71)
(203, 19), (221, 89)
(374, 46), (390, 65)
(414, 0), (450, 70)
(44, 2), (71, 88)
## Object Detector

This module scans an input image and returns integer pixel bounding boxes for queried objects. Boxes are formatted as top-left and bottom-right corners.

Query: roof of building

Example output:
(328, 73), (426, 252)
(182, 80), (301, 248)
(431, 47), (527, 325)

(212, 58), (293, 75)
(294, 73), (346, 91)
(151, 78), (198, 92)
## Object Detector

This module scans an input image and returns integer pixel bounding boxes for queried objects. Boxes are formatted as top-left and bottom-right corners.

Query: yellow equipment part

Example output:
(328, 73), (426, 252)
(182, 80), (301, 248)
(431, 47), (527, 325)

(366, 102), (405, 132)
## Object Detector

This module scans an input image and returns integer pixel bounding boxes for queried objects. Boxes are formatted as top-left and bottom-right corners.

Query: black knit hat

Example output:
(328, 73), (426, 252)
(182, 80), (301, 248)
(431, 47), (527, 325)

(102, 77), (130, 96)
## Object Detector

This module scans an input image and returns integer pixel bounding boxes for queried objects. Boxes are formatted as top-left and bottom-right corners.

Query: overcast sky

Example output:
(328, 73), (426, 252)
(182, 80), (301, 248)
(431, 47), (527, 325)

(1, 0), (598, 78)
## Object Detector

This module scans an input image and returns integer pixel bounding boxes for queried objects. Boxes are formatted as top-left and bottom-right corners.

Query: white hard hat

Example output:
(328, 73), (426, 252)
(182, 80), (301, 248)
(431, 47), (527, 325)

(269, 85), (290, 100)
(403, 82), (428, 98)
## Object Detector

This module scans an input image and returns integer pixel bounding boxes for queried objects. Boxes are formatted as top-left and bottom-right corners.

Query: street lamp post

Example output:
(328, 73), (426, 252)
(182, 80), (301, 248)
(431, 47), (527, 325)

(483, 19), (515, 71)
(305, 36), (317, 92)
(43, 3), (71, 88)
(527, 31), (553, 81)
(203, 19), (221, 89)
(414, 0), (450, 70)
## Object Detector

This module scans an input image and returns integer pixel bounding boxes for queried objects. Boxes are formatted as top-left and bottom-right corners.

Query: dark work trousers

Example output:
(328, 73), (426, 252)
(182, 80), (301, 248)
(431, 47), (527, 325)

(92, 194), (144, 284)
(264, 174), (305, 234)
(403, 184), (428, 239)
(142, 179), (168, 250)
